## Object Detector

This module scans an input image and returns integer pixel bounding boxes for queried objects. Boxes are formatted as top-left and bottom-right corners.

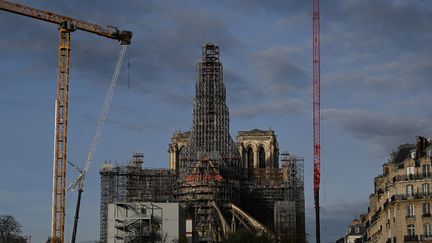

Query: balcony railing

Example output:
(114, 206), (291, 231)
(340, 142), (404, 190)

(420, 235), (432, 241)
(370, 211), (380, 225)
(405, 214), (415, 219)
(394, 173), (431, 182)
(391, 193), (432, 202)
(404, 235), (418, 242)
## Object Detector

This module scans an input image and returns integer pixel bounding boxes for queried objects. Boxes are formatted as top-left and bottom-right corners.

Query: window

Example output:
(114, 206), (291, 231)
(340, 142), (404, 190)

(423, 203), (430, 216)
(406, 184), (414, 198)
(407, 204), (415, 218)
(411, 150), (417, 159)
(423, 183), (430, 196)
(423, 164), (430, 178)
(355, 226), (360, 234)
(424, 224), (431, 239)
(408, 224), (415, 237)
(258, 147), (265, 168)
(407, 166), (414, 180)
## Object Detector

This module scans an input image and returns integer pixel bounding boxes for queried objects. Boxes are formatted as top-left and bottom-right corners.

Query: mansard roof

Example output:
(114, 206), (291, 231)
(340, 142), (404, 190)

(390, 143), (416, 164)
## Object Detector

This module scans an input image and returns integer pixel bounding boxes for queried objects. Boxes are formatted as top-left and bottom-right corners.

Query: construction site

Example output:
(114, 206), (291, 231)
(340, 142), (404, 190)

(99, 43), (305, 243)
(0, 0), (322, 242)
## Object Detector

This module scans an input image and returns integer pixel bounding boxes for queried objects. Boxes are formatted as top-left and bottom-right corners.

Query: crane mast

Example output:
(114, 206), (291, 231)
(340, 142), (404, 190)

(312, 0), (321, 242)
(0, 1), (132, 243)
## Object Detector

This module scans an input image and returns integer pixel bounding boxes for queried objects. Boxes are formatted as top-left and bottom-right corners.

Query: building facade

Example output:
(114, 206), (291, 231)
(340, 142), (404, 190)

(100, 43), (305, 243)
(100, 153), (176, 243)
(168, 128), (280, 173)
(342, 215), (367, 243)
(168, 131), (190, 172)
(237, 129), (279, 171)
(366, 136), (432, 243)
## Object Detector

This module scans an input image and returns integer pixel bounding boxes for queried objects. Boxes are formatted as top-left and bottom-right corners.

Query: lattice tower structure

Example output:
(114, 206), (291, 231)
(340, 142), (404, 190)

(99, 154), (176, 243)
(177, 43), (242, 241)
(312, 0), (321, 242)
(281, 152), (305, 243)
(238, 153), (305, 243)
(176, 156), (239, 241)
(179, 43), (241, 177)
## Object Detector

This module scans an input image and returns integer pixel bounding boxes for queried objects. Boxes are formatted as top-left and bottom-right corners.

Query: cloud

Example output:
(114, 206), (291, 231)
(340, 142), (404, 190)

(323, 1), (432, 51)
(0, 0), (242, 101)
(320, 1), (432, 96)
(224, 69), (265, 105)
(224, 0), (309, 16)
(232, 99), (304, 118)
(323, 108), (432, 152)
(251, 46), (309, 96)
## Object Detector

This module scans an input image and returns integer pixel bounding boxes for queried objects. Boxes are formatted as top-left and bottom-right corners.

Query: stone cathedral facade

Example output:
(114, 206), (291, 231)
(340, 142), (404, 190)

(169, 128), (280, 173)
(101, 43), (305, 243)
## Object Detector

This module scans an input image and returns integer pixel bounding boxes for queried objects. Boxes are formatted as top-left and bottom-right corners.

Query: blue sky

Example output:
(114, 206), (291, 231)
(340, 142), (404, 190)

(1, 1), (432, 242)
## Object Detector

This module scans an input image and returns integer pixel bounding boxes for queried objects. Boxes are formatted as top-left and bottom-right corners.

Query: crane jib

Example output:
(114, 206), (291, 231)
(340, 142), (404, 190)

(0, 0), (132, 44)
(0, 1), (132, 242)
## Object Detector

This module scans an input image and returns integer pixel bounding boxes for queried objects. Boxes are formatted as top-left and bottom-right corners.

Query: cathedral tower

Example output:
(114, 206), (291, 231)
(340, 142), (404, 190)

(178, 43), (241, 177)
(176, 43), (241, 241)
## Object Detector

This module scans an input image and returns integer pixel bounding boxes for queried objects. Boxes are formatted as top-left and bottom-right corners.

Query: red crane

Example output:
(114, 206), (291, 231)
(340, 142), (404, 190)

(312, 0), (321, 242)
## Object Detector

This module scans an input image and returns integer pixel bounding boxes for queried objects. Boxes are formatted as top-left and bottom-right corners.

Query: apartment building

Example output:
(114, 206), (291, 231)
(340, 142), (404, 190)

(367, 136), (432, 243)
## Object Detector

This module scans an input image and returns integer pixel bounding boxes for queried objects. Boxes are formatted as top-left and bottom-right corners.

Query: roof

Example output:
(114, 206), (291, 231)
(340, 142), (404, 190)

(237, 128), (274, 136)
(390, 143), (416, 164)
(172, 130), (191, 139)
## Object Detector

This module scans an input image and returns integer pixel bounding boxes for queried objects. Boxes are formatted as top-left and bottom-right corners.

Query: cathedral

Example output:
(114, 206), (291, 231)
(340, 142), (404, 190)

(100, 43), (305, 243)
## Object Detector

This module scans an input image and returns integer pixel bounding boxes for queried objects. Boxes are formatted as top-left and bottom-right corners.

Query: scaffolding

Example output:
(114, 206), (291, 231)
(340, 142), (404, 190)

(111, 203), (163, 242)
(176, 43), (242, 242)
(175, 156), (240, 241)
(99, 43), (306, 243)
(239, 152), (305, 243)
(274, 201), (296, 243)
(280, 152), (305, 243)
(99, 153), (176, 243)
(179, 43), (241, 179)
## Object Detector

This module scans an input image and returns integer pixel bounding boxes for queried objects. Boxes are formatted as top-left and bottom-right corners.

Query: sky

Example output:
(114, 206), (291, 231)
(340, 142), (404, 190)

(1, 0), (432, 242)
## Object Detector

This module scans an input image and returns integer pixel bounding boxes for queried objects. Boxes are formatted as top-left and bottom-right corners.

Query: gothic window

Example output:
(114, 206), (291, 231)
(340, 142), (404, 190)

(259, 146), (265, 168)
(247, 147), (254, 170)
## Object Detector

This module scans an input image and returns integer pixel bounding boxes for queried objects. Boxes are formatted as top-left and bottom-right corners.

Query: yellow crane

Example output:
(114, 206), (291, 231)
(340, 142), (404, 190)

(0, 1), (132, 242)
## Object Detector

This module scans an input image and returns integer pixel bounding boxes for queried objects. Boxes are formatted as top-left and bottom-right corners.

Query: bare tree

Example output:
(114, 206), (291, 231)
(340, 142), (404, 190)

(0, 215), (26, 243)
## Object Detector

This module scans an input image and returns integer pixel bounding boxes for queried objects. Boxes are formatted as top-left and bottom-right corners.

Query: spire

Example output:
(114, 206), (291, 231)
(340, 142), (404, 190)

(179, 43), (240, 176)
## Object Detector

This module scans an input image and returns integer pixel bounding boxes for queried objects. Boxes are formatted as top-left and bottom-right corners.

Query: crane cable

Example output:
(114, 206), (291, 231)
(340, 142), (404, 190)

(68, 44), (128, 191)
